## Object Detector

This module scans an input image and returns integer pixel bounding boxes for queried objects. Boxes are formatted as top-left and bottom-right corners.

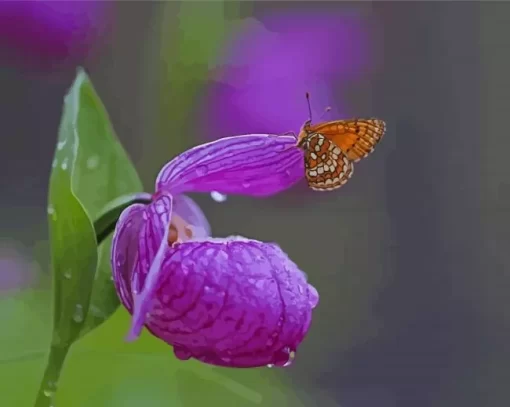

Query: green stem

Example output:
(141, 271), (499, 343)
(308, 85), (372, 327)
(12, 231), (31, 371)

(33, 192), (152, 407)
(33, 344), (70, 407)
(94, 192), (152, 245)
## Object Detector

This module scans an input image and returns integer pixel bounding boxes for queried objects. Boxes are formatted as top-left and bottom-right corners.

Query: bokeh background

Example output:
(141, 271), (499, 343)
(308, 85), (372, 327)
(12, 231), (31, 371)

(0, 1), (507, 406)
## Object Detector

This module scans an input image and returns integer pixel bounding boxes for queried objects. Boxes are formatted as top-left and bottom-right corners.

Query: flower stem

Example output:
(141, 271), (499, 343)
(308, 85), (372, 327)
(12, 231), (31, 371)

(94, 192), (152, 245)
(33, 344), (70, 407)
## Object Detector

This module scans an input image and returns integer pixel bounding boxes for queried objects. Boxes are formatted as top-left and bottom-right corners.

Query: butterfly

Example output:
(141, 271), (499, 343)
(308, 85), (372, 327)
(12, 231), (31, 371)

(294, 93), (386, 191)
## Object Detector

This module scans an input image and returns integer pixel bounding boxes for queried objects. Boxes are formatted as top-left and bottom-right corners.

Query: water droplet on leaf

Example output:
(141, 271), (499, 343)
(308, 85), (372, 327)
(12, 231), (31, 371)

(210, 191), (227, 203)
(47, 205), (57, 221)
(86, 155), (99, 170)
(52, 158), (58, 168)
(43, 389), (54, 398)
(57, 140), (66, 150)
(73, 304), (84, 323)
(61, 158), (68, 170)
(63, 271), (72, 279)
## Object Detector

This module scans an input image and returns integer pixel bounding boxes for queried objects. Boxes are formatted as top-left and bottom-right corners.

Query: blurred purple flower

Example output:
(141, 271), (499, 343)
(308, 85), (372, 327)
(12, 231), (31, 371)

(112, 135), (319, 368)
(0, 242), (38, 293)
(0, 1), (113, 69)
(204, 12), (372, 139)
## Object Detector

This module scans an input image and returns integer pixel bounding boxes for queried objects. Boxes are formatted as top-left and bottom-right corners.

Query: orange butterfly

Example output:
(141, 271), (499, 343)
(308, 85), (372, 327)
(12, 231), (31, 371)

(295, 93), (386, 191)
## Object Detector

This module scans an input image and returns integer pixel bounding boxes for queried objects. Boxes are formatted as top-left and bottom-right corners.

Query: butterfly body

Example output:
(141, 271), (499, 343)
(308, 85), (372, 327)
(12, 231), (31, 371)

(296, 118), (386, 191)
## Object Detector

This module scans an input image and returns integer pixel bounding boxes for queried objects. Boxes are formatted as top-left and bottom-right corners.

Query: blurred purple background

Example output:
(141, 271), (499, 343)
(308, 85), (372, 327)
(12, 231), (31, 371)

(0, 1), (113, 72)
(204, 10), (373, 139)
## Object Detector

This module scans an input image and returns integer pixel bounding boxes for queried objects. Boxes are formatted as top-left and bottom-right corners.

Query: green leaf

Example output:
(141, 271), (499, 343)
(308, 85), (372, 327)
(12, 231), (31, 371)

(66, 68), (144, 336)
(49, 68), (143, 342)
(36, 68), (144, 406)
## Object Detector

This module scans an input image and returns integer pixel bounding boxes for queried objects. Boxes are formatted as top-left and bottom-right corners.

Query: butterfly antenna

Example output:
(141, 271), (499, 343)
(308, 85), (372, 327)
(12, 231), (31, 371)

(306, 92), (313, 123)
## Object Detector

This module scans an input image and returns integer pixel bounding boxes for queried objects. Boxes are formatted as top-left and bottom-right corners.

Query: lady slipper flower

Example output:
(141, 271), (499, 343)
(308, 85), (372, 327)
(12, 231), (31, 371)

(111, 134), (319, 368)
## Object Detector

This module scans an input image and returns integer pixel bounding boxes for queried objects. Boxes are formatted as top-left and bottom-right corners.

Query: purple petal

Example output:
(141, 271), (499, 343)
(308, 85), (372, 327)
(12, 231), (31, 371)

(111, 203), (146, 311)
(146, 237), (319, 368)
(155, 135), (304, 197)
(112, 193), (318, 368)
(173, 195), (211, 238)
(127, 192), (173, 341)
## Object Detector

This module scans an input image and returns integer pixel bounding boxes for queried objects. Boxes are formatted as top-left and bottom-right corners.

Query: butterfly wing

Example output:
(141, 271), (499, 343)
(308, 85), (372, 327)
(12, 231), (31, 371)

(303, 134), (354, 191)
(309, 119), (385, 162)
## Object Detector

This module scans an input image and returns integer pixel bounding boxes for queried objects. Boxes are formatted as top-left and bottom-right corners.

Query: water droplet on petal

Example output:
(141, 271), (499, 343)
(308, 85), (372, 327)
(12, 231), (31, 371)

(242, 181), (251, 189)
(285, 169), (292, 177)
(267, 364), (274, 368)
(73, 304), (84, 323)
(174, 346), (192, 361)
(116, 254), (126, 268)
(210, 191), (227, 203)
(195, 165), (207, 176)
(284, 350), (296, 367)
(155, 200), (166, 214)
(273, 346), (296, 367)
(61, 158), (68, 171)
(86, 155), (99, 170)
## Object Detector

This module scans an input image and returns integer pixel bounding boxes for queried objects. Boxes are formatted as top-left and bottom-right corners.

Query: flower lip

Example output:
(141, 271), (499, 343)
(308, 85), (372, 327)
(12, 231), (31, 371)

(111, 193), (319, 368)
(155, 134), (304, 198)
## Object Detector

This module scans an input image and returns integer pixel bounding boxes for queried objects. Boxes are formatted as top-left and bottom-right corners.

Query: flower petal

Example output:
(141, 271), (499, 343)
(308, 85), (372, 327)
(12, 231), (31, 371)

(145, 237), (319, 368)
(127, 192), (173, 341)
(173, 194), (211, 238)
(155, 134), (304, 197)
(111, 203), (146, 312)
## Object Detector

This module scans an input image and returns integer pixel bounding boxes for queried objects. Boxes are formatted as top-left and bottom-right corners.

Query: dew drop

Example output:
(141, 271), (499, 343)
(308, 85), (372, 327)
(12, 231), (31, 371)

(155, 200), (166, 214)
(174, 346), (192, 361)
(73, 304), (84, 323)
(273, 346), (296, 367)
(285, 169), (292, 177)
(52, 158), (58, 168)
(284, 350), (296, 367)
(86, 155), (99, 170)
(61, 158), (68, 171)
(57, 140), (66, 150)
(116, 253), (126, 267)
(47, 205), (57, 221)
(242, 181), (251, 189)
(43, 389), (54, 398)
(267, 364), (274, 368)
(195, 165), (207, 176)
(210, 191), (227, 203)
(63, 271), (72, 280)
